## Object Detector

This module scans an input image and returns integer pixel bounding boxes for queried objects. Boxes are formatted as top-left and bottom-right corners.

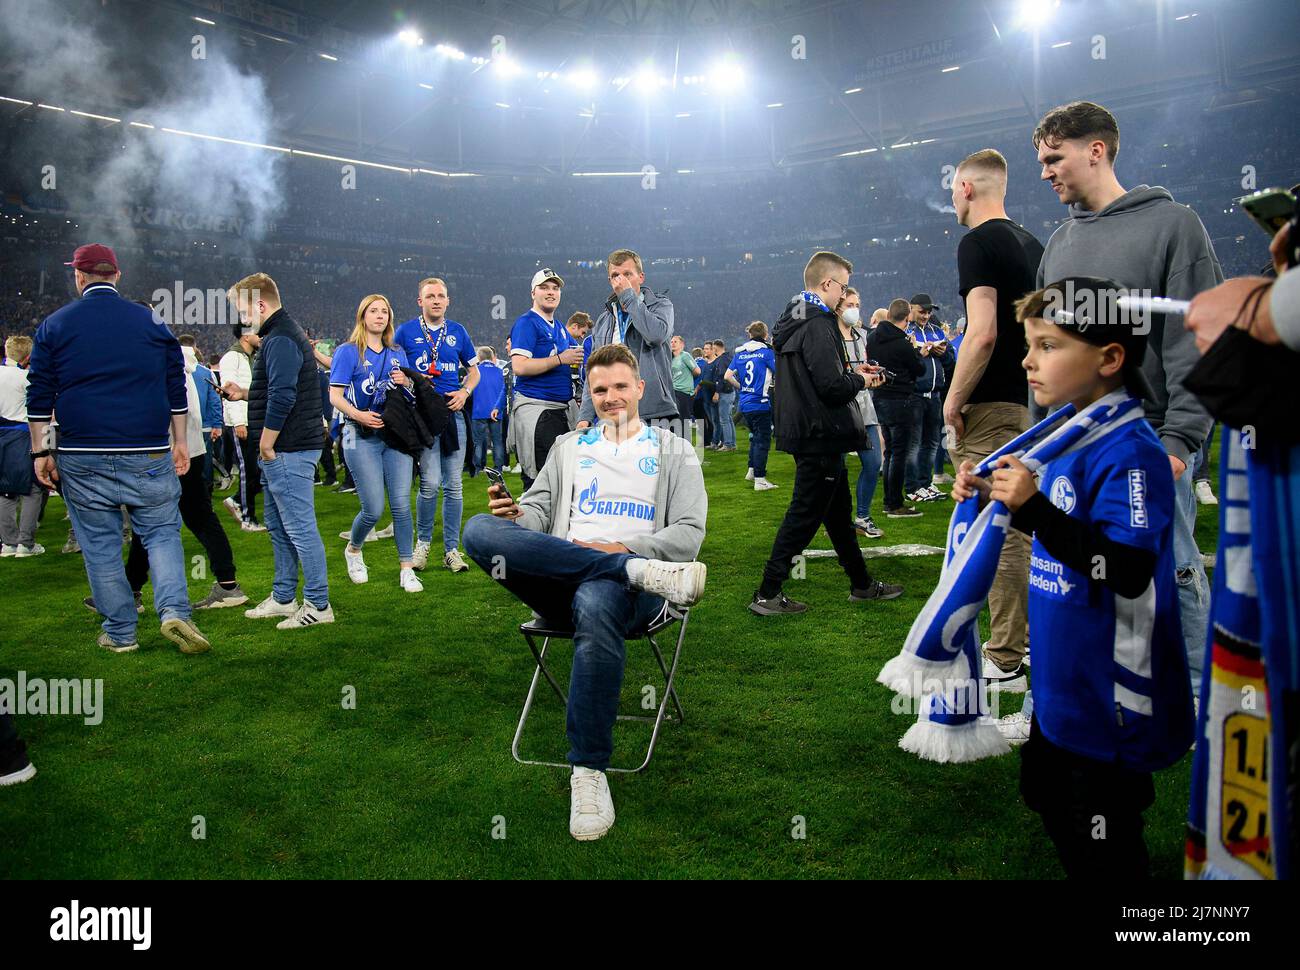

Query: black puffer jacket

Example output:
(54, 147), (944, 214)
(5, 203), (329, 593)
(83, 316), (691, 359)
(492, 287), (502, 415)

(770, 297), (868, 455)
(378, 368), (451, 457)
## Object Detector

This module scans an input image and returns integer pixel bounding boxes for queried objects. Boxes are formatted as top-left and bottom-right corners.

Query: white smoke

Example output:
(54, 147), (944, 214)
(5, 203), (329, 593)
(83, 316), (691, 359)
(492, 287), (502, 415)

(0, 0), (285, 251)
(926, 200), (957, 215)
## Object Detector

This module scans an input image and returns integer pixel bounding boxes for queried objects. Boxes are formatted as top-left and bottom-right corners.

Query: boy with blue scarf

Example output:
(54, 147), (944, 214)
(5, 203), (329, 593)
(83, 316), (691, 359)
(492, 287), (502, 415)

(954, 277), (1194, 878)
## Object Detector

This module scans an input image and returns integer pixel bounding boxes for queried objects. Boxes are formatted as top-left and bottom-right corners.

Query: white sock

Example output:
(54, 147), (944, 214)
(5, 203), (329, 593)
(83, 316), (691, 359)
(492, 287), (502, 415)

(625, 558), (647, 585)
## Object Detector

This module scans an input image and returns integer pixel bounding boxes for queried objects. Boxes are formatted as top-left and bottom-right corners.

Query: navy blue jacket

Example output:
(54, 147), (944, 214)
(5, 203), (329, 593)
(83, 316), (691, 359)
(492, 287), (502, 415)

(27, 282), (188, 451)
(247, 308), (324, 452)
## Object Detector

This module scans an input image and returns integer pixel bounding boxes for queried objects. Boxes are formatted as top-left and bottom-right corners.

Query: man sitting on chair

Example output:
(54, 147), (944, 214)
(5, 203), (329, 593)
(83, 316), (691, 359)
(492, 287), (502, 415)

(464, 343), (707, 842)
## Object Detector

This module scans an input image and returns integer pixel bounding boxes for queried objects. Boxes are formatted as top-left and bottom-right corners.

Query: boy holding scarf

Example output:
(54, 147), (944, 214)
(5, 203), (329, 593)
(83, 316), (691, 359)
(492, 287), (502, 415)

(953, 277), (1193, 878)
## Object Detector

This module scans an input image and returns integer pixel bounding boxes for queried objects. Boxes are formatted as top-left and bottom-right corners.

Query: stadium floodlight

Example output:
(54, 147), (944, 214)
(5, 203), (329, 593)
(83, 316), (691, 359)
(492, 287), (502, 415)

(708, 59), (746, 92)
(436, 44), (466, 60)
(766, 102), (783, 108)
(568, 67), (598, 91)
(1017, 0), (1060, 28)
(397, 29), (423, 46)
(318, 53), (338, 61)
(492, 55), (521, 78)
(634, 67), (664, 93)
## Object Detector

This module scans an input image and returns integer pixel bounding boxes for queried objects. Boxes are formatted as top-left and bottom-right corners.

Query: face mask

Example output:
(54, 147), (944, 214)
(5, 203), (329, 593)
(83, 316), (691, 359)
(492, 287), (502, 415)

(841, 307), (861, 326)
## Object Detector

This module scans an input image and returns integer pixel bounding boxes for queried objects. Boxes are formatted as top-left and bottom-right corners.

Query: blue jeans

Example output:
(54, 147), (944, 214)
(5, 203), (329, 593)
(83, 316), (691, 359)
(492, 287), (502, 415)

(343, 425), (414, 562)
(58, 451), (190, 642)
(417, 432), (467, 552)
(906, 394), (943, 493)
(471, 418), (506, 473)
(704, 396), (720, 446)
(1173, 466), (1210, 688)
(463, 514), (664, 770)
(746, 409), (773, 477)
(258, 449), (329, 609)
(853, 425), (883, 518)
(716, 391), (737, 448)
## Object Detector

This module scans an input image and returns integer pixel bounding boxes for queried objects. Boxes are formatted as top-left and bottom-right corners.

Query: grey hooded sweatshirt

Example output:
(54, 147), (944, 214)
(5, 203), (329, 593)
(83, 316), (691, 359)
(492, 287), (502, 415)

(1037, 184), (1223, 467)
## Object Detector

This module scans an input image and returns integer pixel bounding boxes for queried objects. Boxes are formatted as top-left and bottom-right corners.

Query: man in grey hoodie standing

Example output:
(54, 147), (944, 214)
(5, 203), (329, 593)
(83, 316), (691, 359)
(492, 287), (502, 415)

(1033, 100), (1222, 686)
(577, 249), (679, 431)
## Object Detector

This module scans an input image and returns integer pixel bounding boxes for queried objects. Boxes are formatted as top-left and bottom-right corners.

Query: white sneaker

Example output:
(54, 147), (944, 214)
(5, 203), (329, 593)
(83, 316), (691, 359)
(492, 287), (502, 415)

(399, 568), (424, 593)
(244, 595), (299, 619)
(981, 654), (1028, 693)
(276, 601), (335, 629)
(745, 467), (755, 481)
(753, 478), (778, 491)
(411, 539), (431, 571)
(0, 544), (16, 557)
(14, 543), (45, 557)
(444, 548), (469, 573)
(222, 496), (243, 524)
(933, 472), (955, 485)
(569, 767), (616, 841)
(630, 559), (706, 607)
(1194, 480), (1218, 505)
(344, 545), (369, 584)
(996, 711), (1031, 746)
(241, 520), (267, 532)
(338, 528), (379, 542)
(374, 522), (394, 539)
(509, 464), (521, 474)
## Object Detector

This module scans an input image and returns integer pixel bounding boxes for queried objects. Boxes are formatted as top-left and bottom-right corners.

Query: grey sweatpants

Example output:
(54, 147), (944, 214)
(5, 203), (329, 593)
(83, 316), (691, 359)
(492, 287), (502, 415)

(0, 485), (43, 547)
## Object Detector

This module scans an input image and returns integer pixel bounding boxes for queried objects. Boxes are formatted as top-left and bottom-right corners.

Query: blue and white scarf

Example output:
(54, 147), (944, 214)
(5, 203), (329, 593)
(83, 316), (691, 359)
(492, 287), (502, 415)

(796, 290), (832, 314)
(877, 392), (1146, 762)
(1186, 431), (1299, 880)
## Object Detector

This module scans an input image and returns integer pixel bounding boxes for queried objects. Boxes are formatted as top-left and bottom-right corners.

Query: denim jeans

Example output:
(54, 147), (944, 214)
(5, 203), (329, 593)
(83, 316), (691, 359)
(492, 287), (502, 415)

(471, 418), (506, 474)
(417, 431), (467, 552)
(1173, 467), (1209, 688)
(853, 424), (883, 519)
(58, 451), (191, 642)
(258, 449), (329, 609)
(463, 513), (664, 770)
(746, 409), (773, 477)
(873, 395), (922, 509)
(704, 396), (720, 446)
(343, 424), (414, 562)
(716, 390), (737, 447)
(906, 394), (943, 493)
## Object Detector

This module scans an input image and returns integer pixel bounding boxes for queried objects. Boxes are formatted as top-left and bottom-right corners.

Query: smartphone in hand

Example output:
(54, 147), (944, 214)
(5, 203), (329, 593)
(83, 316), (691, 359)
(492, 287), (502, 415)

(484, 466), (514, 503)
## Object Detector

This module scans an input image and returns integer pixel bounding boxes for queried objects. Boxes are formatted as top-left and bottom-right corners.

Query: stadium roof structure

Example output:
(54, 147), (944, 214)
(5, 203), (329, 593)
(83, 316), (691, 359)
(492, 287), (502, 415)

(2, 0), (1299, 177)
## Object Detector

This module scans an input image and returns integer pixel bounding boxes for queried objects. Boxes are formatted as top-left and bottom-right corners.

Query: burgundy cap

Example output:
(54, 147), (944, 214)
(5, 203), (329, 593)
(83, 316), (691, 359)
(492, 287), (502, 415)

(65, 243), (119, 273)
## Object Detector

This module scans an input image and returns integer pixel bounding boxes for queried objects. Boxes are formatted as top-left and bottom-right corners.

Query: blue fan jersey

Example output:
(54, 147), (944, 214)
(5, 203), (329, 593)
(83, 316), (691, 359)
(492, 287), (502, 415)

(509, 309), (574, 403)
(729, 340), (775, 413)
(329, 343), (410, 411)
(1028, 413), (1193, 771)
(393, 318), (476, 394)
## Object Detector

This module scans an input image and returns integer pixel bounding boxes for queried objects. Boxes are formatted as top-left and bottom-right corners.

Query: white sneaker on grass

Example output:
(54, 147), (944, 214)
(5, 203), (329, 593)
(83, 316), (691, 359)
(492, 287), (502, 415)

(411, 539), (431, 571)
(0, 544), (15, 557)
(981, 654), (1028, 693)
(628, 559), (706, 607)
(244, 595), (298, 619)
(222, 496), (243, 524)
(344, 545), (369, 584)
(14, 543), (45, 557)
(997, 711), (1031, 746)
(570, 767), (616, 841)
(744, 467), (754, 481)
(338, 527), (379, 542)
(444, 548), (469, 573)
(1194, 480), (1218, 505)
(374, 522), (394, 539)
(276, 602), (334, 629)
(753, 478), (778, 491)
(399, 568), (424, 593)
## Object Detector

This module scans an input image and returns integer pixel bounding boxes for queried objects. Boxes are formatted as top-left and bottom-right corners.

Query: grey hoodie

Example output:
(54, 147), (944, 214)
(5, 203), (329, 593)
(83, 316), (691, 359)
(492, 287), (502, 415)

(514, 425), (706, 564)
(1037, 184), (1222, 467)
(578, 285), (677, 424)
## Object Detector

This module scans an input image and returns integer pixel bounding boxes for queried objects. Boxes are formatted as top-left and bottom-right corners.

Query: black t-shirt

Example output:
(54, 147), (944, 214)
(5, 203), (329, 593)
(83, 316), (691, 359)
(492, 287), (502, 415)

(957, 218), (1045, 406)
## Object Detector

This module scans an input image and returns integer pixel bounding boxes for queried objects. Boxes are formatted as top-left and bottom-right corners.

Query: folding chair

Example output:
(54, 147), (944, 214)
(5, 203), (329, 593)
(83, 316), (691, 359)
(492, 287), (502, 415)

(511, 602), (689, 773)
